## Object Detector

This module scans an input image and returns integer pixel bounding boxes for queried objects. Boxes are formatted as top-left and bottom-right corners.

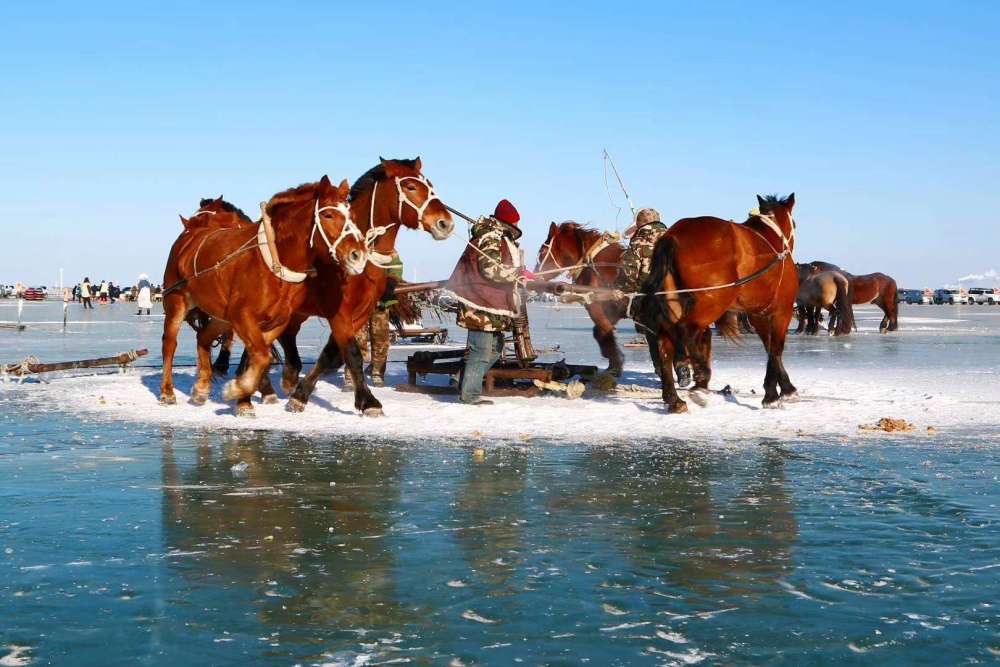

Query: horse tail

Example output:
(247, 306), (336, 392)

(714, 311), (743, 342)
(640, 236), (692, 330)
(884, 276), (899, 331)
(833, 273), (855, 335)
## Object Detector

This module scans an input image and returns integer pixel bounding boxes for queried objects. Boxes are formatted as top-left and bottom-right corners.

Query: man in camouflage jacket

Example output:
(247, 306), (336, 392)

(446, 199), (525, 404)
(616, 207), (669, 299)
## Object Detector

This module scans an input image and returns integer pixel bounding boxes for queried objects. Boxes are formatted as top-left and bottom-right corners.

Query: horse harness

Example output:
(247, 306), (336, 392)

(162, 197), (362, 297)
(363, 174), (442, 269)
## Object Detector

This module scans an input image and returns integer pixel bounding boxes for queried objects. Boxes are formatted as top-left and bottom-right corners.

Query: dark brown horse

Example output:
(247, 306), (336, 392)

(800, 260), (899, 333)
(266, 158), (454, 415)
(161, 176), (367, 416)
(534, 221), (742, 381)
(641, 194), (799, 413)
(534, 222), (627, 374)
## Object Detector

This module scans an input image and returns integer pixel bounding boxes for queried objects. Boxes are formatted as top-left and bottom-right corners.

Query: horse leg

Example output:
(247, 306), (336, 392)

(807, 306), (819, 335)
(191, 323), (224, 405)
(286, 332), (342, 413)
(588, 304), (623, 377)
(750, 314), (797, 407)
(344, 335), (383, 416)
(159, 293), (186, 404)
(279, 318), (304, 394)
(794, 305), (806, 334)
(656, 332), (687, 414)
(689, 328), (713, 391)
(221, 321), (272, 418)
(211, 330), (234, 376)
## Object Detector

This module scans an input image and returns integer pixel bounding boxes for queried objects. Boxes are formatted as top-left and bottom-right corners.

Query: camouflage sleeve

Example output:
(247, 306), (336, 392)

(616, 247), (640, 289)
(476, 231), (519, 283)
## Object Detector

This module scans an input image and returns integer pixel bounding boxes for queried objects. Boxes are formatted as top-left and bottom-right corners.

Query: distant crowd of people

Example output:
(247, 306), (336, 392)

(75, 275), (161, 314)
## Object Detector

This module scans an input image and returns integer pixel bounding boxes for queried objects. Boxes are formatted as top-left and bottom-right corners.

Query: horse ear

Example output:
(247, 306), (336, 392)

(786, 192), (796, 208)
(413, 156), (422, 172)
(549, 221), (557, 236)
(756, 194), (766, 208)
(380, 158), (400, 177)
(217, 194), (224, 202)
(179, 214), (190, 228)
(319, 175), (331, 188)
(337, 178), (350, 198)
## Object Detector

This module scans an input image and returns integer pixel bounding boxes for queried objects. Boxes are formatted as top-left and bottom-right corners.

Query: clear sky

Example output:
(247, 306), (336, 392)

(2, 1), (997, 289)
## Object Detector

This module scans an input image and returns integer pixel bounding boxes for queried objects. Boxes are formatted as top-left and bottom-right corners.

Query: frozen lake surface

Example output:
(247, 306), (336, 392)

(1, 299), (999, 664)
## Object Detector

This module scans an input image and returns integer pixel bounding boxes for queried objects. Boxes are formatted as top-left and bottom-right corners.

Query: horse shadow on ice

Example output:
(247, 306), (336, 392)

(140, 369), (355, 416)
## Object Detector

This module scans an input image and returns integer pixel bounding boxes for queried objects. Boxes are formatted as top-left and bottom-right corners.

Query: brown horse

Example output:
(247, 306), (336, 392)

(795, 265), (854, 335)
(160, 176), (367, 416)
(849, 273), (898, 332)
(265, 158), (455, 415)
(534, 222), (627, 374)
(641, 194), (799, 413)
(800, 260), (899, 333)
(169, 197), (255, 376)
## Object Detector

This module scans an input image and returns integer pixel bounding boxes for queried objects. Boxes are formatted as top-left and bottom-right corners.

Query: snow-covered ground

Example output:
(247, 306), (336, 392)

(3, 300), (999, 443)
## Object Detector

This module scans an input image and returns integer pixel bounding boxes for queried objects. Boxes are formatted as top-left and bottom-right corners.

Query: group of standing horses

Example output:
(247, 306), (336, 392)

(160, 161), (897, 418)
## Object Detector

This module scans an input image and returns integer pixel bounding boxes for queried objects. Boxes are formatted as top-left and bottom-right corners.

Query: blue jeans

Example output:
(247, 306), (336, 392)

(459, 330), (504, 403)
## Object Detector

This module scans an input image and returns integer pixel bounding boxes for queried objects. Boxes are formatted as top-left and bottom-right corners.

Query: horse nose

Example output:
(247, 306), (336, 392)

(435, 218), (454, 238)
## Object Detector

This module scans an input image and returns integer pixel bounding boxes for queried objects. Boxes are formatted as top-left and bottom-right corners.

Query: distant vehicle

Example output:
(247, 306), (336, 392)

(934, 288), (971, 305)
(22, 287), (46, 301)
(967, 287), (996, 305)
(899, 289), (930, 304)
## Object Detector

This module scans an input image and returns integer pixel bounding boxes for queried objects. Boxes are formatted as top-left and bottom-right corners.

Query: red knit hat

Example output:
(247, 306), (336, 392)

(493, 199), (520, 225)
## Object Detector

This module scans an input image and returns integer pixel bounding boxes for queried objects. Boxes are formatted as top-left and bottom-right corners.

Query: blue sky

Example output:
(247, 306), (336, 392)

(2, 1), (997, 288)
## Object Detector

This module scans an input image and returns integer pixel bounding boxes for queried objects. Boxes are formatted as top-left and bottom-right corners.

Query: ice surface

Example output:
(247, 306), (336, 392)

(2, 300), (999, 443)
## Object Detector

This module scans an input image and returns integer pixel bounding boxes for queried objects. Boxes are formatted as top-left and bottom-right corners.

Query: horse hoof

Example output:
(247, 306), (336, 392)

(221, 380), (240, 401)
(666, 400), (688, 414)
(235, 405), (256, 418)
(286, 398), (306, 413)
(762, 398), (783, 409)
(363, 407), (384, 418)
(189, 392), (209, 406)
(159, 394), (176, 406)
(262, 394), (280, 405)
(781, 390), (799, 403)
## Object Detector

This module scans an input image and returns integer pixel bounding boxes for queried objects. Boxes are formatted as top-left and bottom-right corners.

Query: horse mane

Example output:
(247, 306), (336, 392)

(757, 194), (792, 212)
(349, 158), (420, 201)
(558, 221), (609, 246)
(199, 198), (253, 223)
(267, 181), (321, 211)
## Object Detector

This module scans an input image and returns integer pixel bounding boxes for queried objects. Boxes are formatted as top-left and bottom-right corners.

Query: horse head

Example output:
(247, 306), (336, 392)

(267, 176), (367, 276)
(756, 193), (796, 253)
(313, 175), (367, 275)
(535, 221), (592, 275)
(377, 157), (454, 240)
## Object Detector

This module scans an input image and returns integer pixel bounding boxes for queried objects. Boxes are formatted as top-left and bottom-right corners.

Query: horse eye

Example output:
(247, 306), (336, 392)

(406, 185), (417, 192)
